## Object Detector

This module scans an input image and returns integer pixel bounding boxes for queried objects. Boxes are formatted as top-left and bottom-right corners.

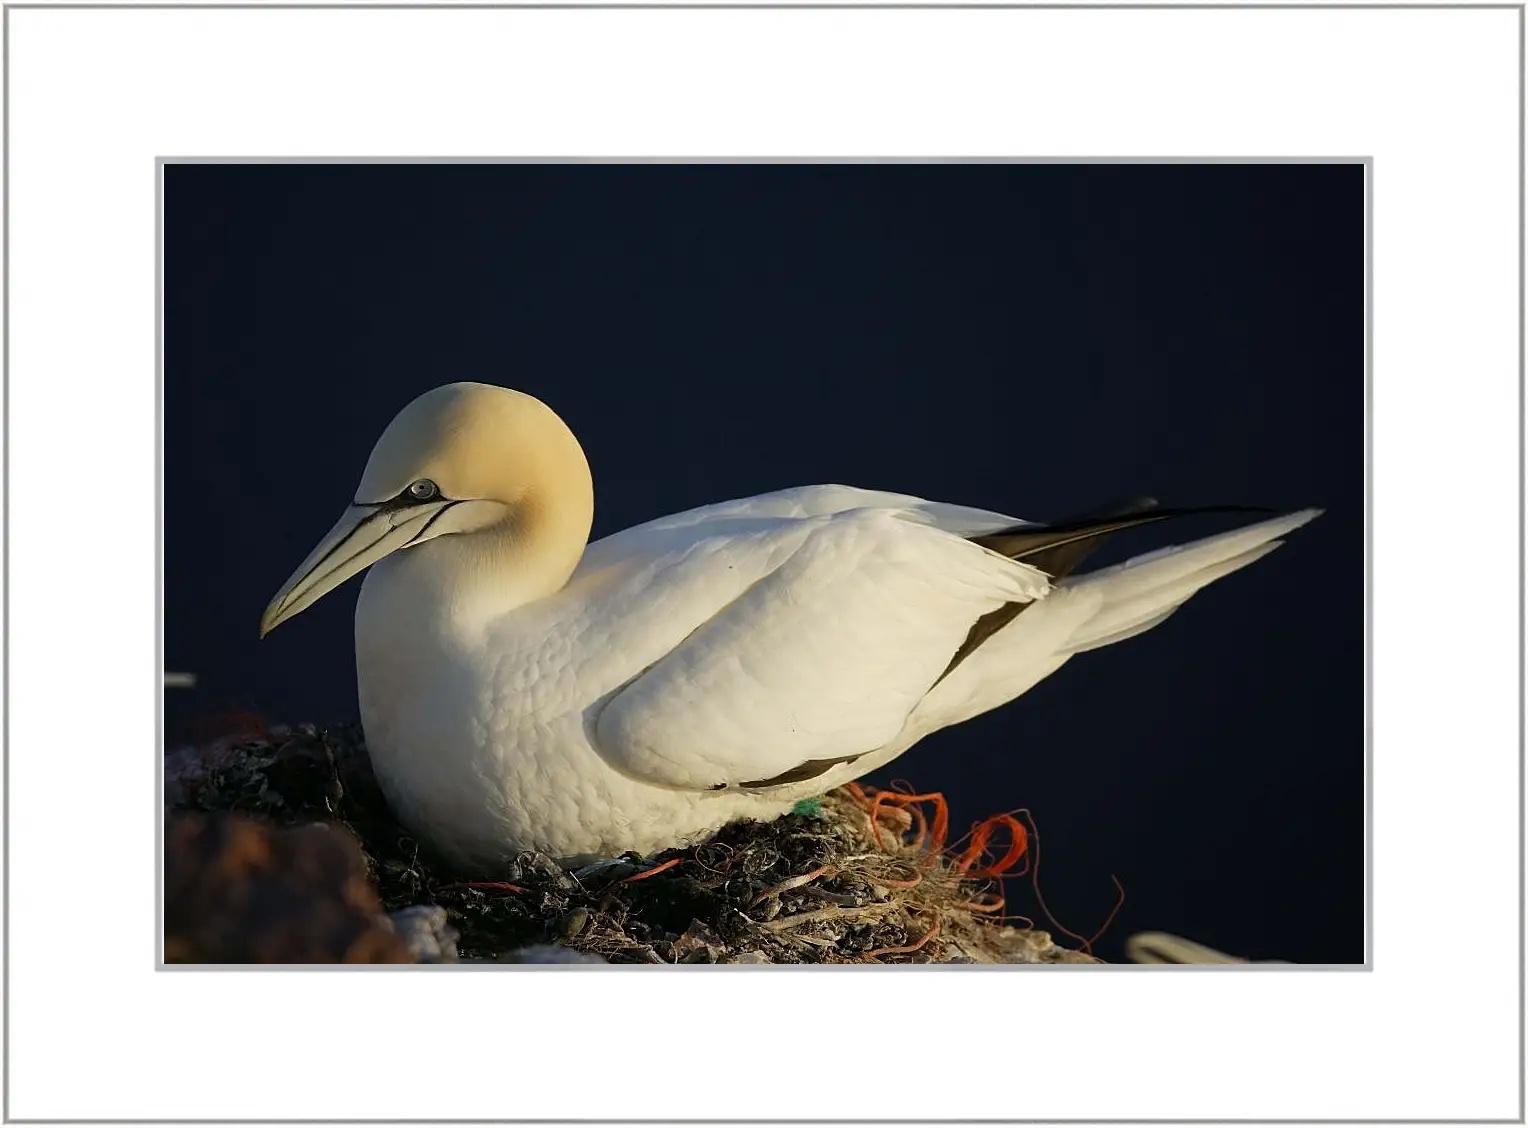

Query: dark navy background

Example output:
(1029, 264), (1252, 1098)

(164, 163), (1363, 964)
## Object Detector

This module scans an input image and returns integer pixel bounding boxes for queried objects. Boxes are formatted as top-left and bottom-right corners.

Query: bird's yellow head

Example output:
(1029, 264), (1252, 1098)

(260, 382), (592, 637)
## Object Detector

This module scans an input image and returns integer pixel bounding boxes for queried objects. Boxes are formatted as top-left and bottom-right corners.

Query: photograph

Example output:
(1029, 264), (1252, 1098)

(13, 0), (1524, 1117)
(161, 160), (1363, 966)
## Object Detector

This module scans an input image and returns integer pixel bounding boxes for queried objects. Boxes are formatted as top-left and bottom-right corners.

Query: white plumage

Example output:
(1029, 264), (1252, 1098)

(262, 383), (1319, 867)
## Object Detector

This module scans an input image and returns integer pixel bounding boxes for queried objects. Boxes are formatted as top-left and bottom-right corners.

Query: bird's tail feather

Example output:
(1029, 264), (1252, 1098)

(972, 500), (1273, 585)
(1056, 508), (1320, 656)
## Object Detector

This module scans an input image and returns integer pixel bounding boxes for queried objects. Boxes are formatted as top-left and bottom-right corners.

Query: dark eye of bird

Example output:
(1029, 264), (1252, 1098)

(408, 479), (439, 500)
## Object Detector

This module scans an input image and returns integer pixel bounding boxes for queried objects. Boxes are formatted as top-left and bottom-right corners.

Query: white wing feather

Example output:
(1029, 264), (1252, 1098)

(577, 484), (1028, 573)
(590, 506), (1048, 791)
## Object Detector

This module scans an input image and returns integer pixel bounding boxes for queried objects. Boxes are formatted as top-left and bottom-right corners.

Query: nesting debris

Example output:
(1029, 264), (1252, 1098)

(166, 722), (1100, 964)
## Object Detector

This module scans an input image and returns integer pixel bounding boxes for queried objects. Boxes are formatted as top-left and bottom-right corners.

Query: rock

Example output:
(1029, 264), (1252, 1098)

(982, 926), (1102, 964)
(385, 904), (459, 962)
(671, 919), (724, 963)
(556, 907), (591, 942)
(500, 944), (608, 964)
(165, 810), (408, 963)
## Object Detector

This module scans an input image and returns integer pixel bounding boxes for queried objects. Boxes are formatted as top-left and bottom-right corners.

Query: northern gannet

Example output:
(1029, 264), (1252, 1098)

(261, 382), (1319, 867)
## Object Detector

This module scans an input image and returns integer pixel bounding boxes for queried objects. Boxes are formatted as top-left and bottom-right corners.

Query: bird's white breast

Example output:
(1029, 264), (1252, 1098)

(353, 529), (810, 865)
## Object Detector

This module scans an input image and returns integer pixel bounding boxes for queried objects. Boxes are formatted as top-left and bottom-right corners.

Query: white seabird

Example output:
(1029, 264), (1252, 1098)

(261, 382), (1320, 867)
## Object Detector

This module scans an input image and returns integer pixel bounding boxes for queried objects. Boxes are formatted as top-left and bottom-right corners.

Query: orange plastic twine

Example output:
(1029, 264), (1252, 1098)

(619, 857), (685, 884)
(442, 880), (530, 895)
(845, 783), (1127, 955)
(1009, 808), (1125, 956)
(864, 788), (950, 854)
(953, 812), (1030, 879)
(862, 919), (941, 961)
(854, 782), (1028, 880)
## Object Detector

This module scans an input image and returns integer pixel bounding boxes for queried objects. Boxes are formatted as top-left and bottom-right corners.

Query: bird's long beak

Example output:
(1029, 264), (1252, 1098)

(260, 500), (451, 637)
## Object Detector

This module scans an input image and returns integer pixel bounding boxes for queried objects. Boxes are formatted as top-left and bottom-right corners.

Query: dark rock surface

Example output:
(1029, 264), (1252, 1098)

(164, 809), (409, 963)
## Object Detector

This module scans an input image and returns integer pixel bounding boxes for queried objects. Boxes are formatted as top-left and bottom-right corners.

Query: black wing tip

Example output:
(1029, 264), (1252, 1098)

(1039, 502), (1278, 535)
(1050, 496), (1160, 524)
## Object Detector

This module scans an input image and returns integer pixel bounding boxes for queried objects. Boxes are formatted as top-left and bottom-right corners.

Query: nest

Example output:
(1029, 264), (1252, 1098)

(165, 721), (1100, 964)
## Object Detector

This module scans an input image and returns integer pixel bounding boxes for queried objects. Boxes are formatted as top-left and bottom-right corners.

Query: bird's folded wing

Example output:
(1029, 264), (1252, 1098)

(577, 484), (1026, 574)
(591, 508), (1048, 792)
